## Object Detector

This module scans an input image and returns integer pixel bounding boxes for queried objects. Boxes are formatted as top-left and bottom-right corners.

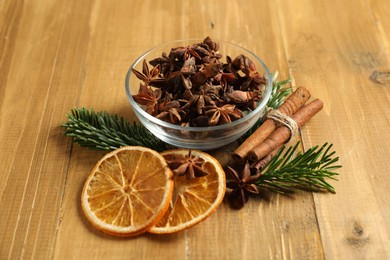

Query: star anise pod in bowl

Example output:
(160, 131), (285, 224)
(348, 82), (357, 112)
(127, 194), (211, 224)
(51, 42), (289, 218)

(131, 84), (162, 116)
(205, 104), (244, 126)
(156, 100), (182, 124)
(132, 60), (165, 87)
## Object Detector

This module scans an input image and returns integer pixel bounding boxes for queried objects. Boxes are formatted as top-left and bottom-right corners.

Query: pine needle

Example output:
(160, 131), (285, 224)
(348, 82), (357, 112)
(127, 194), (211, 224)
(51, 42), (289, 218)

(256, 142), (341, 193)
(62, 108), (172, 152)
(266, 71), (293, 109)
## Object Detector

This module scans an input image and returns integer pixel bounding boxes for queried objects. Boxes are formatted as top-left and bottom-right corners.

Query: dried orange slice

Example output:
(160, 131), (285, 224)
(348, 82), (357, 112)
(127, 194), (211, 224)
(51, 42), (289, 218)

(148, 149), (226, 234)
(81, 146), (174, 237)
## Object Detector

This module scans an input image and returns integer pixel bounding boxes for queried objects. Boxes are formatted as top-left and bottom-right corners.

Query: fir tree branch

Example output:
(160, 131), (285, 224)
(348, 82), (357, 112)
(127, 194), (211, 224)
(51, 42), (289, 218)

(256, 142), (341, 193)
(62, 108), (172, 152)
(266, 71), (292, 109)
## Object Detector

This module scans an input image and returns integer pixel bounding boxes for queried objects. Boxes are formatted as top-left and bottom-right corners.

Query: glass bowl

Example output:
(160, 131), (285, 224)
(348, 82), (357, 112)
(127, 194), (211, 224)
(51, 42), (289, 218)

(125, 38), (272, 150)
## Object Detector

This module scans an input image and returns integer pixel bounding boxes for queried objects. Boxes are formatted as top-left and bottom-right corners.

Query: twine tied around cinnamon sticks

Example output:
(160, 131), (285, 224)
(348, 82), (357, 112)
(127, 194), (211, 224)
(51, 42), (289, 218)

(266, 108), (299, 142)
(232, 86), (324, 168)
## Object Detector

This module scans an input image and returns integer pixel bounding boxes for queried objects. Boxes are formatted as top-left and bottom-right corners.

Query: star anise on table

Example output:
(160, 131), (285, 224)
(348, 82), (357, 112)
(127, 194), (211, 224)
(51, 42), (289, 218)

(205, 104), (243, 126)
(132, 60), (165, 87)
(226, 161), (261, 209)
(132, 84), (162, 115)
(163, 150), (209, 180)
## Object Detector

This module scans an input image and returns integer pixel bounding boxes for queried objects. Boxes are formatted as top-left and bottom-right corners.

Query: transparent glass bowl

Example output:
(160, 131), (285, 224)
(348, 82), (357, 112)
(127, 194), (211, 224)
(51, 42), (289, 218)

(125, 39), (272, 150)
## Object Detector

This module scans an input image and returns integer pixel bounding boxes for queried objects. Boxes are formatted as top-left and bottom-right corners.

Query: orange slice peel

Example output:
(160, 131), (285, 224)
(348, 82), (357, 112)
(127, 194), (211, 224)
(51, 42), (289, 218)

(149, 149), (226, 234)
(81, 146), (174, 237)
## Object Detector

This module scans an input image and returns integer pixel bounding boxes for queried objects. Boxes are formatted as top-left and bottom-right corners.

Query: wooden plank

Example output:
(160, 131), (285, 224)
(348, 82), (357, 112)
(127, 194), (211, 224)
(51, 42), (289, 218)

(0, 0), (94, 258)
(0, 0), (23, 206)
(0, 0), (23, 110)
(370, 0), (390, 85)
(275, 0), (390, 258)
(52, 1), (190, 259)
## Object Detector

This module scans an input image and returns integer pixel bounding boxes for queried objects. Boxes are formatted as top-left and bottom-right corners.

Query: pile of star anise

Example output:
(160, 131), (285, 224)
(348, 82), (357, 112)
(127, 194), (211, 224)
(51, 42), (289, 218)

(132, 36), (267, 127)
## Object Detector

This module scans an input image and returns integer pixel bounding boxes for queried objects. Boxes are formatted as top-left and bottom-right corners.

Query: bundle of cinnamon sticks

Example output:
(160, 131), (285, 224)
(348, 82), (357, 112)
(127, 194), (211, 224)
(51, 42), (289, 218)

(232, 87), (323, 168)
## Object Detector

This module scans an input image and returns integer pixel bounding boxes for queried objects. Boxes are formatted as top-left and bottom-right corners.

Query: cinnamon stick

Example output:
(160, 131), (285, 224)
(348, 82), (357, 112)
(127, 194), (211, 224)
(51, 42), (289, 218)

(232, 86), (311, 163)
(247, 98), (324, 163)
(252, 147), (280, 171)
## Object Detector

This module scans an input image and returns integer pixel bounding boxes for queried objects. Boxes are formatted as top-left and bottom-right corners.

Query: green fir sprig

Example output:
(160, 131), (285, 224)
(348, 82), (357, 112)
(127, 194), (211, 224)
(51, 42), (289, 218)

(62, 108), (172, 152)
(266, 71), (292, 109)
(257, 142), (341, 194)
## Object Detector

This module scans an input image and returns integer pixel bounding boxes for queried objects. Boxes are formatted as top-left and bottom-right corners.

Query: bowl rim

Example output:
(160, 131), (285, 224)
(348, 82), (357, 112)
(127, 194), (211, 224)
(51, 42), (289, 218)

(125, 38), (273, 132)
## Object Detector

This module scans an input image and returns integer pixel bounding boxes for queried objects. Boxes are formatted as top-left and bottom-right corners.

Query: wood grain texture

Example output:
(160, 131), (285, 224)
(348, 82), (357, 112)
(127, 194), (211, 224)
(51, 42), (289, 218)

(1, 0), (389, 259)
(275, 0), (390, 259)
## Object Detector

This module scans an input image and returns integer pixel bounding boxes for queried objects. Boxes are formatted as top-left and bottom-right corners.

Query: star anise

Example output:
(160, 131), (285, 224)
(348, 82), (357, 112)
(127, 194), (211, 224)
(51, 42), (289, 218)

(214, 72), (237, 90)
(132, 84), (162, 115)
(149, 52), (175, 76)
(200, 37), (222, 62)
(226, 161), (261, 209)
(166, 57), (196, 93)
(189, 115), (209, 127)
(170, 45), (202, 61)
(166, 71), (192, 94)
(230, 55), (266, 91)
(201, 36), (219, 52)
(238, 72), (267, 91)
(132, 60), (165, 87)
(192, 60), (221, 87)
(156, 100), (182, 124)
(163, 150), (209, 180)
(205, 104), (243, 126)
(226, 90), (262, 110)
(182, 86), (217, 115)
(231, 54), (256, 76)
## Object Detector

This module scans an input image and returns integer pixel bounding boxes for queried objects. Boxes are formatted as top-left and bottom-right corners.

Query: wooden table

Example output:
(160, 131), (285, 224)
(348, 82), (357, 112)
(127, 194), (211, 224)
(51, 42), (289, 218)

(1, 0), (390, 259)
